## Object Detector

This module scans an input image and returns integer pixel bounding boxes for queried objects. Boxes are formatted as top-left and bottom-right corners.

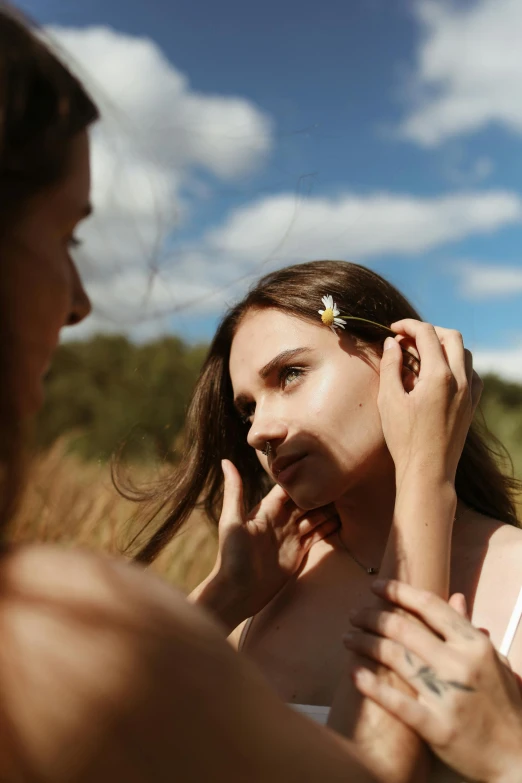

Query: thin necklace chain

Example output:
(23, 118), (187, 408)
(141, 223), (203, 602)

(337, 532), (379, 575)
(337, 509), (464, 576)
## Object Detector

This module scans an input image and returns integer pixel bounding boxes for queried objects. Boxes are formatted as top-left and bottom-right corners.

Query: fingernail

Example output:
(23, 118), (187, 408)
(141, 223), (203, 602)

(383, 337), (394, 351)
(372, 579), (387, 591)
(342, 632), (354, 642)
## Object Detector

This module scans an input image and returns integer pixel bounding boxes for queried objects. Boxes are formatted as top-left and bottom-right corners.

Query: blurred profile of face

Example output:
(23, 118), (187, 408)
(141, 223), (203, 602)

(0, 130), (92, 415)
(229, 308), (395, 510)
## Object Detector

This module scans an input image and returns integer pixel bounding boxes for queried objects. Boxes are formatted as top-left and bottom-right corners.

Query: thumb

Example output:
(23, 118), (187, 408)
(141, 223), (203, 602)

(220, 459), (244, 529)
(448, 592), (469, 618)
(378, 337), (405, 402)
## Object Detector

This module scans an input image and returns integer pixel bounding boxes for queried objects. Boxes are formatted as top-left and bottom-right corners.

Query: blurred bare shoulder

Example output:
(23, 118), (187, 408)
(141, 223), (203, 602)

(0, 544), (232, 782)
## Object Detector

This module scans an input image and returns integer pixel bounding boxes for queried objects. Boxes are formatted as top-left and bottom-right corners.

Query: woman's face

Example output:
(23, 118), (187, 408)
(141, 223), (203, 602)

(229, 307), (395, 510)
(0, 130), (92, 415)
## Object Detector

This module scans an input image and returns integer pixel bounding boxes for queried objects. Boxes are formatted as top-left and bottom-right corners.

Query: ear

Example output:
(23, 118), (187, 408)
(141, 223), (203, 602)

(397, 335), (420, 392)
(401, 363), (418, 392)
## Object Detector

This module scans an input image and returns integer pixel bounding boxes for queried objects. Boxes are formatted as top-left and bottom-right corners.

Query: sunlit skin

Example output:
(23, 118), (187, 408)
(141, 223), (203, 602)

(0, 130), (92, 415)
(227, 308), (522, 782)
(229, 307), (398, 569)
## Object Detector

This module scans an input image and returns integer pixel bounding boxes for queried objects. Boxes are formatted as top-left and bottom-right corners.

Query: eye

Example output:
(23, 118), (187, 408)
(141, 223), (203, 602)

(239, 403), (255, 427)
(279, 366), (305, 389)
(68, 235), (83, 250)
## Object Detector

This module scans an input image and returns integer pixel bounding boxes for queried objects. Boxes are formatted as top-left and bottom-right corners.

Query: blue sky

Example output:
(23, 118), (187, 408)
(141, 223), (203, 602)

(21, 0), (522, 379)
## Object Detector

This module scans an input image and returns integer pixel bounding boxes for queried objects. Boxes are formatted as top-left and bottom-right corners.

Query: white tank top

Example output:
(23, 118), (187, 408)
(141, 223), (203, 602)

(238, 586), (522, 726)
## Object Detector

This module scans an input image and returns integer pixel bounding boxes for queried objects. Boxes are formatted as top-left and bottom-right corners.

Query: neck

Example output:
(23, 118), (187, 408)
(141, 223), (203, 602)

(334, 466), (397, 571)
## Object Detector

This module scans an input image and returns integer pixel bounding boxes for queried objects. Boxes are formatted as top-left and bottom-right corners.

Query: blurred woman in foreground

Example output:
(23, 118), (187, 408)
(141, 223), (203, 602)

(1, 4), (521, 782)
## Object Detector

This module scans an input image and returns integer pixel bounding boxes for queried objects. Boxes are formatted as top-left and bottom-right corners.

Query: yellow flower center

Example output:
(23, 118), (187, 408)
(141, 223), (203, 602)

(321, 308), (335, 327)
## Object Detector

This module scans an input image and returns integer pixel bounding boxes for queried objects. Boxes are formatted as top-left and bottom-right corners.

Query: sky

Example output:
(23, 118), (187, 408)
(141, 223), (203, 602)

(20, 0), (522, 380)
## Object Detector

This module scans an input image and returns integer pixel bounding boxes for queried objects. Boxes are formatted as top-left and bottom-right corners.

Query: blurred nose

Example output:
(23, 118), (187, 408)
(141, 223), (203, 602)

(246, 401), (288, 453)
(66, 258), (92, 326)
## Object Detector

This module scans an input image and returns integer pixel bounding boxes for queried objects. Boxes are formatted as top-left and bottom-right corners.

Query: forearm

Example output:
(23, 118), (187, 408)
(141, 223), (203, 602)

(383, 470), (456, 596)
(328, 473), (457, 782)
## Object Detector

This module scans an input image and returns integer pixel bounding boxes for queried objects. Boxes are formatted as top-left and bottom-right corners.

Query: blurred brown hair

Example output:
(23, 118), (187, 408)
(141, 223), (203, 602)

(0, 2), (99, 530)
(133, 259), (521, 564)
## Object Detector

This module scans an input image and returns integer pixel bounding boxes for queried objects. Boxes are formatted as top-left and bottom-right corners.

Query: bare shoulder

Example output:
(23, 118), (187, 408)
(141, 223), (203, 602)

(0, 545), (231, 780)
(454, 514), (522, 651)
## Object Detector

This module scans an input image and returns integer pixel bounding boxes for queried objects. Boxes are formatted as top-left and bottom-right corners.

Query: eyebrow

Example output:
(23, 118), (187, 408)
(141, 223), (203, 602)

(259, 346), (311, 379)
(233, 346), (312, 414)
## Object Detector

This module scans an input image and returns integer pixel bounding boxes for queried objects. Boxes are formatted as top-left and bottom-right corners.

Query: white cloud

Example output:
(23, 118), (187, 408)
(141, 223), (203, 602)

(42, 24), (273, 337)
(400, 0), (522, 146)
(456, 261), (522, 299)
(474, 343), (522, 382)
(206, 189), (522, 262)
(68, 187), (522, 340)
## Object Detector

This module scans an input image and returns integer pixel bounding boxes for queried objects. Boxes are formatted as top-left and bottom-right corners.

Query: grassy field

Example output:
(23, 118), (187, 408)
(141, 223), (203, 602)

(11, 419), (522, 594)
(11, 440), (218, 591)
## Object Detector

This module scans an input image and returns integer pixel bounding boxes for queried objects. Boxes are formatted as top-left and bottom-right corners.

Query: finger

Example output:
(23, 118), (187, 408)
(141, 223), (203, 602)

(470, 369), (483, 414)
(342, 631), (426, 690)
(389, 320), (448, 378)
(432, 327), (466, 389)
(297, 509), (339, 537)
(349, 607), (448, 665)
(448, 592), (468, 618)
(220, 459), (244, 527)
(302, 519), (340, 550)
(249, 481), (295, 526)
(378, 337), (407, 402)
(372, 579), (482, 644)
(464, 348), (473, 387)
(352, 667), (439, 744)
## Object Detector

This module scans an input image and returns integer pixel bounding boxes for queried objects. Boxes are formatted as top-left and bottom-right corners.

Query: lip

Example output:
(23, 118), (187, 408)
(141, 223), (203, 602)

(271, 453), (307, 483)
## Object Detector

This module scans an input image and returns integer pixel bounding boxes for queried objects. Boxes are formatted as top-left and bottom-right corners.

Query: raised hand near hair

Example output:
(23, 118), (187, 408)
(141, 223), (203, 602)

(378, 321), (483, 484)
(190, 459), (339, 632)
(346, 579), (522, 783)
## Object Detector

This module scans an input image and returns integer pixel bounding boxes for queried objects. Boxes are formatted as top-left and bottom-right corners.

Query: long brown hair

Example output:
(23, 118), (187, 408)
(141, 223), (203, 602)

(134, 259), (521, 563)
(0, 3), (99, 530)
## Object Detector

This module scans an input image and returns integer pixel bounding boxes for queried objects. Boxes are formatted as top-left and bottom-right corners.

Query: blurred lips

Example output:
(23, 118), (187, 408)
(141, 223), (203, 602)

(271, 452), (307, 483)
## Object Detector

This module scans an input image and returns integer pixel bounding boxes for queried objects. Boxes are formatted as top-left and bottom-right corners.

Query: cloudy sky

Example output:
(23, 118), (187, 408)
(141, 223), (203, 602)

(22, 0), (522, 379)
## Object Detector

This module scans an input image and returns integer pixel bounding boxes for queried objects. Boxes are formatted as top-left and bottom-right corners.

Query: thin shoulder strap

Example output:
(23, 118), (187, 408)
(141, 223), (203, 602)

(238, 616), (255, 652)
(499, 586), (522, 657)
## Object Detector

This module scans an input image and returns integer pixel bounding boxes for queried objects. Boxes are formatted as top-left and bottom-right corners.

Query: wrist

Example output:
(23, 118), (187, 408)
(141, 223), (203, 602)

(189, 569), (251, 633)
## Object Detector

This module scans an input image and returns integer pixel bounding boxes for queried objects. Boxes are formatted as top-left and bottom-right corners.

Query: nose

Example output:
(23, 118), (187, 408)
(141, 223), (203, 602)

(66, 257), (92, 326)
(246, 401), (288, 454)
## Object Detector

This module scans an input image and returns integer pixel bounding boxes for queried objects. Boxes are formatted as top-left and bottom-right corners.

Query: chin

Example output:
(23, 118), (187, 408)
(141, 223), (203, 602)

(285, 484), (339, 512)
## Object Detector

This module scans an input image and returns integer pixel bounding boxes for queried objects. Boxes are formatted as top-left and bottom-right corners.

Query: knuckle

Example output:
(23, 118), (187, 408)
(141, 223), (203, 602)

(436, 721), (459, 749)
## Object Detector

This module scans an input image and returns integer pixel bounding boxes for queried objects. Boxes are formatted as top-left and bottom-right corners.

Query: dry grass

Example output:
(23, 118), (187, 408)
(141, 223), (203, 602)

(10, 440), (218, 592)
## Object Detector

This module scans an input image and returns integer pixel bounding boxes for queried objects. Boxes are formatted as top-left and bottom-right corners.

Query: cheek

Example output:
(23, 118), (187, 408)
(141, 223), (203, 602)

(304, 365), (382, 443)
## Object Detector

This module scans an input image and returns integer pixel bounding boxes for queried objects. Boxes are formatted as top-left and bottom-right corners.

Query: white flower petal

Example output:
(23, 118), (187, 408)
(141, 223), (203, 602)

(334, 318), (345, 329)
(318, 309), (324, 315)
(332, 307), (340, 317)
(322, 295), (333, 310)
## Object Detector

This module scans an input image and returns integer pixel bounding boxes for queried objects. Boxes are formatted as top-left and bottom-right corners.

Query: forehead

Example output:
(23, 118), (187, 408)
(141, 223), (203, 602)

(229, 308), (327, 390)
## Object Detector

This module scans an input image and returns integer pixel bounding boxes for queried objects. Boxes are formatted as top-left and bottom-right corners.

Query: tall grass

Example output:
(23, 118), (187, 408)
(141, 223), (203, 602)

(10, 440), (218, 591)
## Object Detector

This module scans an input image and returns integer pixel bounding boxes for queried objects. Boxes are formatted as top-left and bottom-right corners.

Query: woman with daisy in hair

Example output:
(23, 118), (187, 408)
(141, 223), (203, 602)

(133, 259), (522, 782)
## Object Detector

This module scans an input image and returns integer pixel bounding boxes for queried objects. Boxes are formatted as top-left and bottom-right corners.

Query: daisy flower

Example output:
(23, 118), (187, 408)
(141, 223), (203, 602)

(318, 295), (346, 332)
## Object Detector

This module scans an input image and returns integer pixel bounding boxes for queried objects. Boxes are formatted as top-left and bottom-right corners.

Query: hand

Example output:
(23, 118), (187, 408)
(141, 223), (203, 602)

(378, 320), (483, 483)
(208, 459), (339, 623)
(344, 579), (522, 783)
